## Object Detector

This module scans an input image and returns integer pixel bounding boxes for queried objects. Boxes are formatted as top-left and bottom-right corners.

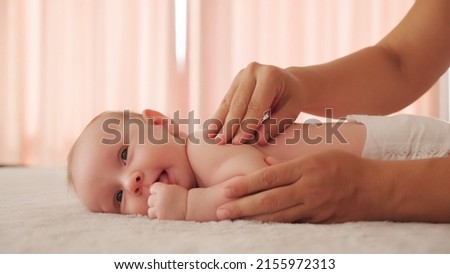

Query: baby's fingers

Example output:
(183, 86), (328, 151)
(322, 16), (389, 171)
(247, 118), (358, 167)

(147, 207), (157, 219)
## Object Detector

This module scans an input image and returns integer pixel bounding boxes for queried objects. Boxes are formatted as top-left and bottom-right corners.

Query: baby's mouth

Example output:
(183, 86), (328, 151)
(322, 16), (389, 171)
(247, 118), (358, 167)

(157, 170), (171, 185)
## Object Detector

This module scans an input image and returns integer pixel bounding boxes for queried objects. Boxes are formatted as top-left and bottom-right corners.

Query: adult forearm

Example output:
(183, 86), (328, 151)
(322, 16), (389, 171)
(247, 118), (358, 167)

(378, 157), (450, 223)
(293, 0), (450, 118)
(290, 47), (420, 117)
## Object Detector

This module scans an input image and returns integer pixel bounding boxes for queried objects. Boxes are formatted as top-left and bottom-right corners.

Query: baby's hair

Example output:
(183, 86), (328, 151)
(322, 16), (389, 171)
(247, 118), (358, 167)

(66, 110), (142, 189)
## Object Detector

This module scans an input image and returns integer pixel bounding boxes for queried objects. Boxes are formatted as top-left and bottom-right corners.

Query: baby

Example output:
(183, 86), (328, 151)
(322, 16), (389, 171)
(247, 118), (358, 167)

(67, 109), (450, 222)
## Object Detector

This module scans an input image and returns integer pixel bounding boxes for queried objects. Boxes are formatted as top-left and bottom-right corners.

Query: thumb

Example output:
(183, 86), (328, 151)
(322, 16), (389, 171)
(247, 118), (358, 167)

(223, 157), (302, 198)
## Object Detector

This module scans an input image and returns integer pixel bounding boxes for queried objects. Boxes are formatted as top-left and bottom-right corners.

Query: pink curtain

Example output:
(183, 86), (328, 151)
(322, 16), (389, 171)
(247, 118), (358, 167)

(3, 0), (439, 166)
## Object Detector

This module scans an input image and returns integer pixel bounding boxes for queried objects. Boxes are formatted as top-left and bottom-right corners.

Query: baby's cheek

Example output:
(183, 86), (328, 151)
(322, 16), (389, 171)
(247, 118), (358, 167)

(124, 197), (150, 216)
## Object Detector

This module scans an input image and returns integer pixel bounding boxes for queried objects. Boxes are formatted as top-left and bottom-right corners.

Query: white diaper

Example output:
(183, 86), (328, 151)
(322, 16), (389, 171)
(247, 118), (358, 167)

(346, 114), (450, 160)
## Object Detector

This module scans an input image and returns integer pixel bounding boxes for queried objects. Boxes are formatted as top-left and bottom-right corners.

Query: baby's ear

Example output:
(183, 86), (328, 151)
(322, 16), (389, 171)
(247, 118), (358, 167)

(142, 109), (168, 125)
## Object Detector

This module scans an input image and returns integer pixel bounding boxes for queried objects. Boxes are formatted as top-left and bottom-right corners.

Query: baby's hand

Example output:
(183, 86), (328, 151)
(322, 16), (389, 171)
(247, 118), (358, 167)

(147, 182), (188, 220)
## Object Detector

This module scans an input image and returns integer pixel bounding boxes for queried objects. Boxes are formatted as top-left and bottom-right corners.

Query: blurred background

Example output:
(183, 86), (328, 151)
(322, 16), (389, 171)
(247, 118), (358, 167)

(1, 0), (448, 166)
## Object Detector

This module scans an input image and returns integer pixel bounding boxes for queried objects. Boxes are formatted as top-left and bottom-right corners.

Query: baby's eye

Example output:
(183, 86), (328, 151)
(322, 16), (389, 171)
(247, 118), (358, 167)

(115, 190), (123, 204)
(120, 147), (128, 164)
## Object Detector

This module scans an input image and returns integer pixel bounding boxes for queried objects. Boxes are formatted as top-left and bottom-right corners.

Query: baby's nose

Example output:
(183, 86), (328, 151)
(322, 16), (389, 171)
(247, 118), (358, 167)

(126, 171), (145, 195)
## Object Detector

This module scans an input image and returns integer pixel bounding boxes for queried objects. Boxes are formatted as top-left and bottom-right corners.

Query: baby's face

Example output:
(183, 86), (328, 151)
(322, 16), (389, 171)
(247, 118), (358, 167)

(71, 114), (196, 215)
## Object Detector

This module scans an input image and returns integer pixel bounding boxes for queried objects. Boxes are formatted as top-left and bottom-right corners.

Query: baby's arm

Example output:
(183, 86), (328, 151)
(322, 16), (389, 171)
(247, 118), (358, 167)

(184, 138), (269, 221)
(147, 181), (247, 221)
(184, 184), (235, 221)
(147, 142), (268, 221)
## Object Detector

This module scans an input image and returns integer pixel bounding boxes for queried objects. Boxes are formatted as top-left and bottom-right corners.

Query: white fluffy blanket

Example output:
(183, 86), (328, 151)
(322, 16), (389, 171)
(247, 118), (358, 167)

(1, 167), (450, 253)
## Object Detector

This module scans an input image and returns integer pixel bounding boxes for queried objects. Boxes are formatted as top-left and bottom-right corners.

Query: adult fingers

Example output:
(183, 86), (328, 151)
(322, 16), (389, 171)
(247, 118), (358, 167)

(211, 71), (241, 136)
(256, 110), (296, 145)
(213, 69), (255, 144)
(216, 158), (305, 219)
(213, 63), (278, 144)
(244, 204), (310, 223)
(217, 183), (304, 220)
(222, 158), (302, 198)
(232, 64), (283, 144)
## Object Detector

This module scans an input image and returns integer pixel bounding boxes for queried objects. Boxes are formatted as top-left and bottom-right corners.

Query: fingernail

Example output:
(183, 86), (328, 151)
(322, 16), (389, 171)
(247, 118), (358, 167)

(217, 208), (231, 220)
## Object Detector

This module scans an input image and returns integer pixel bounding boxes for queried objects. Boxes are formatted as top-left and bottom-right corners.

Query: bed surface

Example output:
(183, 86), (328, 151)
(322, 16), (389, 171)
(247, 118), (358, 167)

(1, 167), (450, 254)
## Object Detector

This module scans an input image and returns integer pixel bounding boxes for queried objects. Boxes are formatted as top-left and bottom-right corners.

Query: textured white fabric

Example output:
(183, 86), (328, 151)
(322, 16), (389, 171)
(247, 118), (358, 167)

(347, 114), (450, 160)
(1, 167), (450, 253)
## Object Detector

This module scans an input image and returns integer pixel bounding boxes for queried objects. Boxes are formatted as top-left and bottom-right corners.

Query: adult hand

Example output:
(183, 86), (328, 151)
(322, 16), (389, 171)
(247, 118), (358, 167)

(216, 149), (391, 223)
(212, 62), (305, 145)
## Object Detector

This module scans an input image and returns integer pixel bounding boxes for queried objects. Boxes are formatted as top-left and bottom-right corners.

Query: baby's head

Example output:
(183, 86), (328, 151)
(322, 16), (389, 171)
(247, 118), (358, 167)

(67, 110), (196, 215)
